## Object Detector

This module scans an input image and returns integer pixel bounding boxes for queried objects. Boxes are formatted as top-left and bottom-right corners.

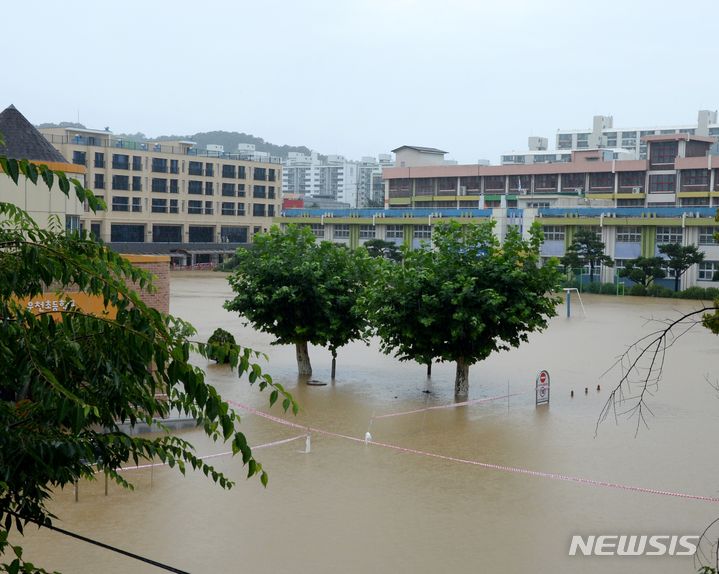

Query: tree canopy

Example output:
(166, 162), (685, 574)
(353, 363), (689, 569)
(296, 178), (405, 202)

(658, 242), (705, 291)
(560, 228), (613, 282)
(617, 256), (667, 288)
(363, 238), (403, 262)
(365, 221), (561, 396)
(225, 225), (374, 377)
(0, 153), (296, 573)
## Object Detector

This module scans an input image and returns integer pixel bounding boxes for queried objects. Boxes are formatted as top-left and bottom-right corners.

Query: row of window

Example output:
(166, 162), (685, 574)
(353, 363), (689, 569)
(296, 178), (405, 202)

(541, 226), (718, 245)
(109, 224), (252, 244)
(109, 197), (274, 216)
(389, 170), (719, 198)
(98, 175), (279, 198)
(614, 259), (719, 281)
(73, 151), (278, 181)
(302, 224), (718, 245)
(307, 224), (427, 240)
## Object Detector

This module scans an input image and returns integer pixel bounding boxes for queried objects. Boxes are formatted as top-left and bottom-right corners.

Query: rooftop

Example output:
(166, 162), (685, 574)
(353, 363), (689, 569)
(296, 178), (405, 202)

(392, 145), (448, 155)
(0, 105), (69, 163)
(641, 133), (716, 144)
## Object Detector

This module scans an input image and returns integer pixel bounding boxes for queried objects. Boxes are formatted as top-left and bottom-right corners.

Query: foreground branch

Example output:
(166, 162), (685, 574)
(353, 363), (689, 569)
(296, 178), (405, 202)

(596, 305), (718, 437)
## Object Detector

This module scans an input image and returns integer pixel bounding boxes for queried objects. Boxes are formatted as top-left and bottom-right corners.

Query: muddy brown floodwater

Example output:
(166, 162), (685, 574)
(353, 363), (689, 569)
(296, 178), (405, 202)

(16, 272), (719, 573)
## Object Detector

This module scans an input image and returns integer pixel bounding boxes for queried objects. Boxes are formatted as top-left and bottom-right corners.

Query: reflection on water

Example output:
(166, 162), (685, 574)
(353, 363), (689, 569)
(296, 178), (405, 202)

(18, 273), (719, 573)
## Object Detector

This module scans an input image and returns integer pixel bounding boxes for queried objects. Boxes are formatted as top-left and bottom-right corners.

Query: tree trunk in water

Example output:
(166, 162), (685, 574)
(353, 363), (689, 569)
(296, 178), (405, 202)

(295, 341), (312, 376)
(455, 357), (469, 397)
(426, 361), (432, 377)
(331, 350), (337, 380)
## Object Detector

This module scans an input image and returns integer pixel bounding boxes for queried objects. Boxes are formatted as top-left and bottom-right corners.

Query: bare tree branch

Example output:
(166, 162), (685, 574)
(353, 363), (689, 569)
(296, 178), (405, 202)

(596, 305), (718, 437)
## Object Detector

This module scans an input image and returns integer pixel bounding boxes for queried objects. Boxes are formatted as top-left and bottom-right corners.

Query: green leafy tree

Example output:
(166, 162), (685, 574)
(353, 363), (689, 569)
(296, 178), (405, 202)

(617, 256), (667, 288)
(366, 221), (561, 396)
(658, 242), (705, 292)
(560, 228), (613, 283)
(225, 225), (373, 378)
(0, 152), (296, 573)
(321, 243), (375, 377)
(363, 238), (402, 262)
(207, 328), (237, 363)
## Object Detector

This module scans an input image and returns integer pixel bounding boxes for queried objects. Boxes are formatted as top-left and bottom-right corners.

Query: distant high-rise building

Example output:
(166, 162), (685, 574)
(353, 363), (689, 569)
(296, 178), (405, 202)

(282, 151), (393, 208)
(502, 110), (719, 165)
(555, 109), (719, 159)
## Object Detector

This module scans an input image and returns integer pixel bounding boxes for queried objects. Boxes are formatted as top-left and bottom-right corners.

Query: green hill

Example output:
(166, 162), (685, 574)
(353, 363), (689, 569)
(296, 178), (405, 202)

(37, 124), (313, 159)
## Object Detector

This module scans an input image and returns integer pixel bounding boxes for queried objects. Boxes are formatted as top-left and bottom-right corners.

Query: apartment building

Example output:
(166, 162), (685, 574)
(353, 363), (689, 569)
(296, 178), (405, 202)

(282, 151), (392, 208)
(501, 136), (635, 166)
(42, 127), (282, 264)
(382, 136), (719, 211)
(555, 110), (719, 159)
(0, 105), (85, 229)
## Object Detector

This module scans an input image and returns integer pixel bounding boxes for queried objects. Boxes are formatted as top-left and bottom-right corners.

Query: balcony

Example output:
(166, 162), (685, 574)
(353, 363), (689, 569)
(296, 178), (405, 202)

(42, 133), (283, 163)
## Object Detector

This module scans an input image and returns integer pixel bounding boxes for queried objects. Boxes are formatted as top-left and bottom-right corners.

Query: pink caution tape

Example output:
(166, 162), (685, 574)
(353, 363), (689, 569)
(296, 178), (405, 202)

(228, 400), (719, 504)
(112, 434), (306, 473)
(373, 392), (525, 420)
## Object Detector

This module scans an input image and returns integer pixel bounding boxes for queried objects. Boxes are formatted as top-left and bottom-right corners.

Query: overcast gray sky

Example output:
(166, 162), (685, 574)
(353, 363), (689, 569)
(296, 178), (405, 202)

(3, 0), (718, 163)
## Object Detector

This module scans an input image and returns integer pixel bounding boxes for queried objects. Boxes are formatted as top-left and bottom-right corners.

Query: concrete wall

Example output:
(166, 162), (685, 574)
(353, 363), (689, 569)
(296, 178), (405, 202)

(0, 171), (84, 229)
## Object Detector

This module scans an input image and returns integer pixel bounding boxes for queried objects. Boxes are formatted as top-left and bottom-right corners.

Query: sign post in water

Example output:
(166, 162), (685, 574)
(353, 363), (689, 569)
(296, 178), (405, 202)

(536, 370), (550, 406)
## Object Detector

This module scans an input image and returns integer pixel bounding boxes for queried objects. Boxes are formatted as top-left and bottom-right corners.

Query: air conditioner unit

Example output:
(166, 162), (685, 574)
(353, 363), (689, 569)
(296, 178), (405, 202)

(632, 186), (641, 194)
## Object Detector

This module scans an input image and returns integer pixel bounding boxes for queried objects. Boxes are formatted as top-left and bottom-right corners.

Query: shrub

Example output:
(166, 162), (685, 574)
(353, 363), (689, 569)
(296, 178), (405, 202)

(561, 278), (580, 290)
(647, 284), (675, 298)
(585, 281), (601, 294)
(678, 286), (712, 300)
(705, 287), (719, 300)
(207, 328), (237, 363)
(217, 255), (240, 272)
(600, 283), (616, 295)
(629, 284), (647, 297)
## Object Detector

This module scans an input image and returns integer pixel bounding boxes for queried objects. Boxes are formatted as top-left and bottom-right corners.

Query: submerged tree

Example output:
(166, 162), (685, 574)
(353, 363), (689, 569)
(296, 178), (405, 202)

(366, 221), (561, 396)
(225, 225), (373, 377)
(319, 243), (375, 378)
(0, 153), (296, 573)
(658, 242), (705, 292)
(561, 228), (614, 283)
(617, 256), (667, 288)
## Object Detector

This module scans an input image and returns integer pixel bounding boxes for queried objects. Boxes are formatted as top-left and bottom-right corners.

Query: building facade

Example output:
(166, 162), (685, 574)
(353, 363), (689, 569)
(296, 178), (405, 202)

(275, 205), (719, 290)
(555, 110), (719, 159)
(41, 126), (282, 264)
(0, 105), (85, 230)
(382, 136), (719, 211)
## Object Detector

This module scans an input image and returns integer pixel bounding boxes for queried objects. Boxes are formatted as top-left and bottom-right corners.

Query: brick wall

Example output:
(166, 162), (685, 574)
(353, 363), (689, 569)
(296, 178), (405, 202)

(124, 255), (170, 314)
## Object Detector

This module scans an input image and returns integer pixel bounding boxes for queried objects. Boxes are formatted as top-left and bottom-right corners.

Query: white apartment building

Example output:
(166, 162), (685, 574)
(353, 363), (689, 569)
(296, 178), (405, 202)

(501, 110), (719, 166)
(555, 109), (719, 159)
(282, 151), (393, 208)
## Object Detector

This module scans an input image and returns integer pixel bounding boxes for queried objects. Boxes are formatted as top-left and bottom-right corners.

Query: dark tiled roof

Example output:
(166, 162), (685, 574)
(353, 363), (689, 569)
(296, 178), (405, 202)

(0, 105), (68, 163)
(391, 145), (448, 155)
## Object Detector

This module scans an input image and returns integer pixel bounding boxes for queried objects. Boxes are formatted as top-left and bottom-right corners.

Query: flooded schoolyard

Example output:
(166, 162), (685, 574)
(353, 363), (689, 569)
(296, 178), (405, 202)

(19, 273), (719, 573)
